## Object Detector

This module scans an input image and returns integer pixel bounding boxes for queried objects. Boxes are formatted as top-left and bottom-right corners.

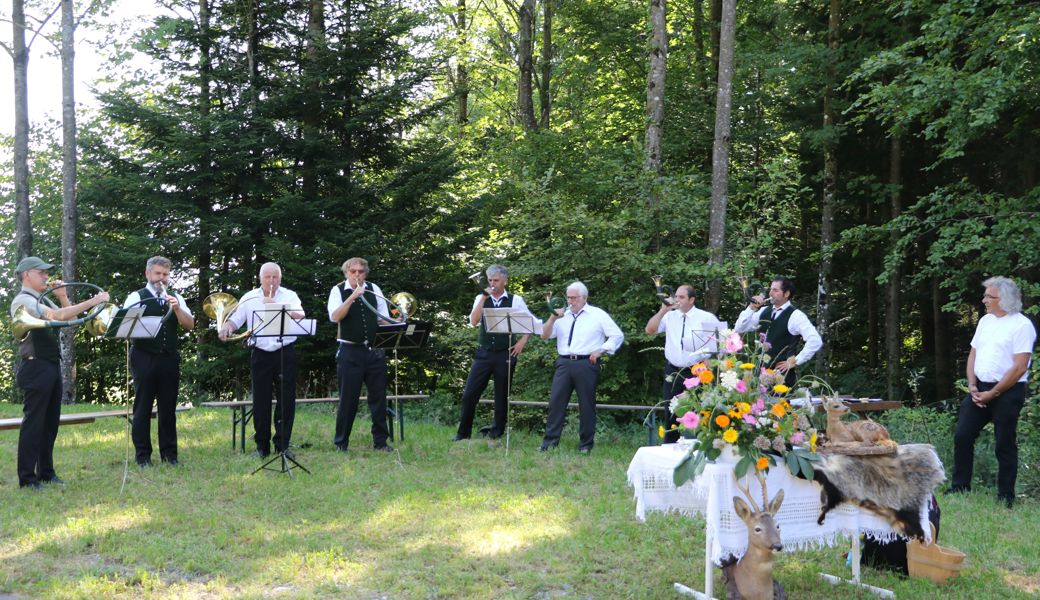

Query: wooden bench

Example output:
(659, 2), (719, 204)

(477, 399), (667, 445)
(0, 405), (191, 432)
(200, 394), (429, 452)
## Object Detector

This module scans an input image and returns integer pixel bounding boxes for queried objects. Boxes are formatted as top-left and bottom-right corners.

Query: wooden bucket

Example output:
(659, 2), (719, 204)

(907, 524), (966, 585)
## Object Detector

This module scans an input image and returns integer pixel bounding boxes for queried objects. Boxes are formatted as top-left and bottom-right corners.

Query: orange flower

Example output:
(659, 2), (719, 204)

(756, 456), (769, 471)
(698, 370), (715, 384)
(771, 403), (786, 418)
(715, 414), (731, 428)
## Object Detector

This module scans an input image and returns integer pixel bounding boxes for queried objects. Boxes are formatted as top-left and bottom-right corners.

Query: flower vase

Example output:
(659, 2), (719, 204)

(713, 444), (740, 464)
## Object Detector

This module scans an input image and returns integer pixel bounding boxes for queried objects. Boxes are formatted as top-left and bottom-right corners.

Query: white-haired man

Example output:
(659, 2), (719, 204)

(950, 276), (1036, 508)
(220, 262), (305, 458)
(539, 281), (624, 453)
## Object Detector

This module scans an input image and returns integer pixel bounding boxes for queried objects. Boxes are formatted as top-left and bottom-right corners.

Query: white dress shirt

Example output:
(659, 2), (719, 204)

(734, 301), (822, 366)
(470, 291), (530, 314)
(227, 286), (304, 351)
(547, 303), (624, 356)
(123, 283), (193, 317)
(971, 312), (1036, 383)
(327, 282), (389, 342)
(657, 306), (720, 367)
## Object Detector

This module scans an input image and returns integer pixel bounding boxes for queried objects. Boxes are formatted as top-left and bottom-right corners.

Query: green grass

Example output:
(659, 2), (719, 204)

(0, 403), (1037, 599)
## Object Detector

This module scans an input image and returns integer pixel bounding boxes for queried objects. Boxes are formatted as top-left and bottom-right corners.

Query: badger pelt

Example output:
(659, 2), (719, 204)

(812, 443), (945, 540)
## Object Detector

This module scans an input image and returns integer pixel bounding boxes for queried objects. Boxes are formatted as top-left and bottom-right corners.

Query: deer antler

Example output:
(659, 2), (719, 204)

(733, 473), (761, 512)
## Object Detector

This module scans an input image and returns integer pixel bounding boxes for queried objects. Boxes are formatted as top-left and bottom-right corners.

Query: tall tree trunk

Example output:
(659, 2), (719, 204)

(13, 0), (33, 260)
(693, 0), (706, 91)
(815, 0), (841, 377)
(705, 0), (735, 314)
(932, 278), (955, 402)
(644, 0), (666, 177)
(865, 199), (879, 370)
(302, 0), (324, 201)
(885, 134), (903, 402)
(196, 0), (213, 371)
(516, 0), (537, 131)
(709, 0), (721, 83)
(59, 0), (78, 404)
(455, 0), (469, 125)
(538, 0), (552, 129)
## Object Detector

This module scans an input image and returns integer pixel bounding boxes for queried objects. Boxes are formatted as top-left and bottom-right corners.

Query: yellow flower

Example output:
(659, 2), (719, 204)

(740, 363), (755, 370)
(810, 432), (818, 452)
(728, 410), (740, 420)
(715, 414), (731, 428)
(756, 456), (769, 471)
(773, 384), (790, 394)
(737, 402), (751, 414)
(771, 403), (786, 418)
(723, 428), (739, 444)
(725, 359), (735, 370)
(658, 425), (665, 439)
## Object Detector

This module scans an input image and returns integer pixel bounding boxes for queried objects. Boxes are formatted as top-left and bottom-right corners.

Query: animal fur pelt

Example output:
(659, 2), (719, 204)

(813, 443), (945, 540)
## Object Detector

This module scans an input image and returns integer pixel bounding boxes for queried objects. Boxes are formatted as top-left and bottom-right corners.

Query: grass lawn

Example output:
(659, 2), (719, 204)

(0, 402), (1037, 599)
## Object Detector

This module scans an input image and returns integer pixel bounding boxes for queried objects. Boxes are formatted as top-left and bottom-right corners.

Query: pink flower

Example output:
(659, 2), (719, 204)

(678, 411), (701, 428)
(683, 377), (700, 389)
(743, 414), (758, 425)
(725, 333), (744, 353)
(735, 380), (748, 393)
(752, 398), (766, 414)
(791, 431), (805, 445)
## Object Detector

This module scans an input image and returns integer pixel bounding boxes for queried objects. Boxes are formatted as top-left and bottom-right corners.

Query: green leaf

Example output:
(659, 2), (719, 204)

(734, 455), (752, 479)
(673, 450), (705, 487)
(785, 450), (800, 476)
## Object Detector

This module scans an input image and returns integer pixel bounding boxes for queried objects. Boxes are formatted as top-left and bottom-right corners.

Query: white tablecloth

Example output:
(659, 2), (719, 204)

(627, 444), (930, 565)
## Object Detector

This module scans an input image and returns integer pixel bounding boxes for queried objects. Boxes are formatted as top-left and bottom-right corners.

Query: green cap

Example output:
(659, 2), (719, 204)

(15, 256), (56, 274)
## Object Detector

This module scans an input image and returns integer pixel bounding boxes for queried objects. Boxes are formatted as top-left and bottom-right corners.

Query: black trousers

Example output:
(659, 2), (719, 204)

(250, 345), (297, 454)
(129, 347), (180, 463)
(543, 357), (600, 449)
(660, 363), (684, 443)
(16, 359), (62, 486)
(951, 380), (1026, 500)
(334, 344), (389, 449)
(456, 347), (516, 439)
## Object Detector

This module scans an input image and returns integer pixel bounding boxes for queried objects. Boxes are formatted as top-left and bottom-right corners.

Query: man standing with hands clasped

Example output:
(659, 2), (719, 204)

(540, 281), (624, 454)
(645, 284), (720, 443)
(949, 276), (1036, 508)
(123, 256), (194, 466)
(454, 265), (532, 442)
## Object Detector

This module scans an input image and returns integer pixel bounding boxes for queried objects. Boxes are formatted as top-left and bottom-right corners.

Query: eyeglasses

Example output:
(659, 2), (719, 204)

(347, 269), (366, 274)
(983, 294), (999, 299)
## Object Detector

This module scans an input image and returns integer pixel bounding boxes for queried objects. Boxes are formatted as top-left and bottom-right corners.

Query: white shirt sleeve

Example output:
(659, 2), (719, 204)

(600, 310), (625, 355)
(789, 309), (823, 366)
(734, 306), (760, 333)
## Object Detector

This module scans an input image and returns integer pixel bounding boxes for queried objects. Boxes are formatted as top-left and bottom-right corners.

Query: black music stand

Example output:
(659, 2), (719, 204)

(249, 305), (317, 478)
(373, 320), (432, 442)
(482, 308), (539, 453)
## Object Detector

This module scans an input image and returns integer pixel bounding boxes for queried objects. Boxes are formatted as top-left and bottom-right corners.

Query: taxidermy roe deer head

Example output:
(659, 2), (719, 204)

(722, 477), (788, 600)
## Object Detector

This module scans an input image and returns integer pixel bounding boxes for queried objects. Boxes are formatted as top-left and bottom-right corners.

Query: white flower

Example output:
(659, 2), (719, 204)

(719, 370), (740, 391)
(720, 328), (734, 338)
(669, 395), (681, 414)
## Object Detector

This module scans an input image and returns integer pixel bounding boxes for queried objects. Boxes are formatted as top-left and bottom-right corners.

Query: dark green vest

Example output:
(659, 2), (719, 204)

(758, 305), (797, 366)
(338, 283), (379, 345)
(477, 293), (514, 351)
(16, 292), (60, 362)
(131, 288), (180, 354)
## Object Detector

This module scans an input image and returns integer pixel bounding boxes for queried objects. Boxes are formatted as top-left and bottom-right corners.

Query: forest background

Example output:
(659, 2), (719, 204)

(1, 0), (1038, 442)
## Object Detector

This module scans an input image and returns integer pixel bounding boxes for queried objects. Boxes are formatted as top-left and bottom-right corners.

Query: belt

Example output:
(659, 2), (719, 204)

(340, 340), (373, 349)
(560, 354), (590, 361)
(479, 346), (509, 352)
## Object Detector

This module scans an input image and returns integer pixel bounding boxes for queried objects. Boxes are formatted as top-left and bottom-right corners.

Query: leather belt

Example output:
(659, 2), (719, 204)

(561, 354), (590, 360)
(340, 340), (372, 349)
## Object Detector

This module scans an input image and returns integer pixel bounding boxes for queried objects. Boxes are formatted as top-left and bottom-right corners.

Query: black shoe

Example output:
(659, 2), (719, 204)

(41, 476), (66, 485)
(998, 495), (1014, 509)
(137, 459), (154, 467)
(20, 482), (43, 491)
(453, 435), (470, 442)
(374, 444), (394, 453)
(578, 446), (592, 455)
(162, 458), (180, 466)
(539, 442), (558, 452)
(253, 449), (270, 459)
(478, 425), (493, 438)
(334, 445), (349, 453)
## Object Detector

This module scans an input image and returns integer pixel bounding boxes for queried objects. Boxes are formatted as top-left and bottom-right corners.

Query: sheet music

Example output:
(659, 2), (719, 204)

(111, 307), (163, 339)
(252, 304), (317, 337)
(483, 307), (541, 335)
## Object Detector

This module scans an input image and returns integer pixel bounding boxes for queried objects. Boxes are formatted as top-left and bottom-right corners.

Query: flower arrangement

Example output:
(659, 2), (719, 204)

(671, 329), (819, 487)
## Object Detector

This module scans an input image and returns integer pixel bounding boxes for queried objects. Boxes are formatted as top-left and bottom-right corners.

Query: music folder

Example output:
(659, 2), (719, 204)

(373, 320), (432, 350)
(482, 307), (541, 335)
(250, 304), (317, 338)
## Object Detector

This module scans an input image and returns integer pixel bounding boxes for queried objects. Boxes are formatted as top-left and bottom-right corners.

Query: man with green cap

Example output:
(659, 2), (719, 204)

(10, 256), (109, 490)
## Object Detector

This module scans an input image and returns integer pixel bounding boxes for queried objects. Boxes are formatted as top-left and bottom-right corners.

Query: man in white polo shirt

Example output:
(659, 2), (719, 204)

(950, 276), (1036, 508)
